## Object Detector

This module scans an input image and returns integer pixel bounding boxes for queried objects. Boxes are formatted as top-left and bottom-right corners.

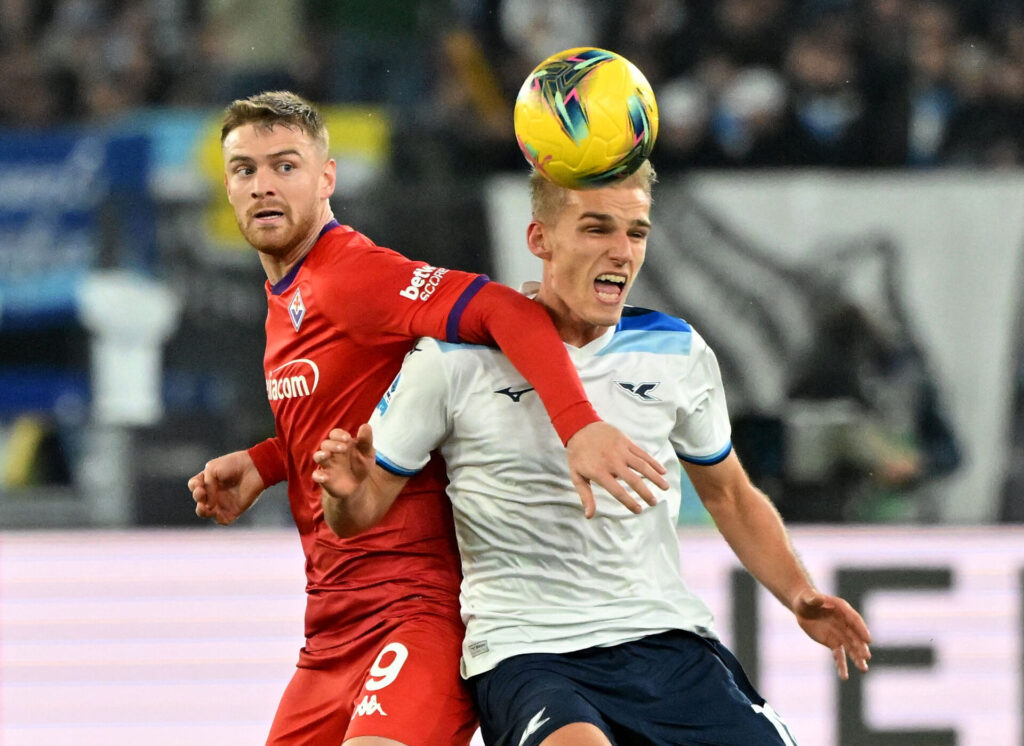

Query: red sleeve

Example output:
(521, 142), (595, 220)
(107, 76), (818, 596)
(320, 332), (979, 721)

(456, 281), (600, 444)
(248, 437), (287, 487)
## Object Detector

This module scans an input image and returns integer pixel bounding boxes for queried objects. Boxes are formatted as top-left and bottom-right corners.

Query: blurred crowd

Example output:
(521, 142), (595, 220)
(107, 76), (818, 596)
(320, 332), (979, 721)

(1, 0), (1018, 527)
(4, 0), (1024, 171)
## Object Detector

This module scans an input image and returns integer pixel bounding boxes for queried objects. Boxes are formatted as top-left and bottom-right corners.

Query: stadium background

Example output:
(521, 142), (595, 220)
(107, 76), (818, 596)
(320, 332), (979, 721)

(2, 1), (1024, 744)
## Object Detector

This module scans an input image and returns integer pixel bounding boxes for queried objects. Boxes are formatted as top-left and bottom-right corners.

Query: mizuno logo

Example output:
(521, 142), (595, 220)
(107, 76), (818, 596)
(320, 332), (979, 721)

(495, 386), (535, 402)
(615, 381), (660, 401)
(352, 694), (387, 718)
(519, 707), (550, 746)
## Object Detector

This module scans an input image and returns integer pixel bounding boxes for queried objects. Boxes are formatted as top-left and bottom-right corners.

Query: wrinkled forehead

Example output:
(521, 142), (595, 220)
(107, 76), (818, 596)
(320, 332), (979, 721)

(562, 185), (652, 222)
(222, 122), (324, 158)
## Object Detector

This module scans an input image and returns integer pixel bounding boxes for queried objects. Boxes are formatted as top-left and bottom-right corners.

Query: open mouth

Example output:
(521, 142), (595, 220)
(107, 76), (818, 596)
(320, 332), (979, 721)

(253, 208), (285, 222)
(594, 273), (627, 301)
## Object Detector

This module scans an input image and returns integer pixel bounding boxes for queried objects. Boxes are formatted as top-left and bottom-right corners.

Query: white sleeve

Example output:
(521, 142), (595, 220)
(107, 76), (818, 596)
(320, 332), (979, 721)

(671, 331), (733, 465)
(368, 338), (452, 475)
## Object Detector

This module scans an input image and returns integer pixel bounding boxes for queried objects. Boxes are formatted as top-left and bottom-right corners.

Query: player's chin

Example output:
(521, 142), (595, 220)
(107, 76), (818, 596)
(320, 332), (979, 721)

(244, 226), (292, 253)
(588, 299), (626, 326)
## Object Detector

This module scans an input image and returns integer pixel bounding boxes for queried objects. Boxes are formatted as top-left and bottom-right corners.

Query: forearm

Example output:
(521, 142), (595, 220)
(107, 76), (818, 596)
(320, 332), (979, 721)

(320, 466), (406, 538)
(704, 485), (816, 612)
(322, 485), (388, 538)
(456, 282), (599, 444)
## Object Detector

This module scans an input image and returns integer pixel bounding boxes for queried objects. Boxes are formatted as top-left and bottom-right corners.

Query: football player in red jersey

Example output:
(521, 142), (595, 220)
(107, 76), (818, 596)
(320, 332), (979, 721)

(187, 90), (669, 746)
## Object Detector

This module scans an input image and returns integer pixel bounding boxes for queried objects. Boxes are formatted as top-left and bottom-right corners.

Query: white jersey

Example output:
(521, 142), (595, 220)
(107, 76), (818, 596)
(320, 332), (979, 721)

(369, 306), (733, 678)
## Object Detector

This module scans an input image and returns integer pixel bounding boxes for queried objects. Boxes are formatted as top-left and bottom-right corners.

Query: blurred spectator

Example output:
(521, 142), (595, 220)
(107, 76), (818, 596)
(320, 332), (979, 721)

(780, 262), (961, 522)
(710, 67), (806, 167)
(412, 22), (520, 175)
(601, 0), (699, 84)
(0, 42), (66, 128)
(784, 18), (871, 166)
(654, 77), (728, 171)
(303, 0), (446, 109)
(1, 0), (1023, 170)
(497, 0), (609, 70)
(0, 0), (204, 126)
(781, 302), (960, 522)
(703, 0), (793, 69)
(942, 14), (1024, 166)
(904, 1), (963, 165)
(202, 0), (307, 102)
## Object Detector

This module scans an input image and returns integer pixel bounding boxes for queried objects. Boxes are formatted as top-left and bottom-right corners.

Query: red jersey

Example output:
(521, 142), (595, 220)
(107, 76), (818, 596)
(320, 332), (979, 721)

(254, 222), (488, 659)
(247, 220), (601, 665)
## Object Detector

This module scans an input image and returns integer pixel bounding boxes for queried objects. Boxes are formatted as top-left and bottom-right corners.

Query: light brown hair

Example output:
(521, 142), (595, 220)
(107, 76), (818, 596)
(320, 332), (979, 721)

(220, 90), (329, 153)
(529, 161), (657, 222)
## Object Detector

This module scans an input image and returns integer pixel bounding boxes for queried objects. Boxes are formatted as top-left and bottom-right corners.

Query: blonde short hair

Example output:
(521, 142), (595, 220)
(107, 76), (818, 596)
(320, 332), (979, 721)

(220, 90), (329, 153)
(529, 160), (657, 222)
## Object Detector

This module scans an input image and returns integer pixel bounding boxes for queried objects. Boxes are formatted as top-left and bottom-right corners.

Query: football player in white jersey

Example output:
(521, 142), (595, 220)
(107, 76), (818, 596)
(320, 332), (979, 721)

(311, 161), (872, 746)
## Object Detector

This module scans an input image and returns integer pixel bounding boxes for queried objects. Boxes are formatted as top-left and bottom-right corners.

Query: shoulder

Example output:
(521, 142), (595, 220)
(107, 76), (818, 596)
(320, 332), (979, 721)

(617, 306), (693, 333)
(409, 337), (507, 385)
(308, 226), (423, 301)
(394, 337), (499, 402)
(418, 337), (496, 372)
(313, 225), (396, 265)
(404, 337), (491, 364)
(603, 306), (705, 356)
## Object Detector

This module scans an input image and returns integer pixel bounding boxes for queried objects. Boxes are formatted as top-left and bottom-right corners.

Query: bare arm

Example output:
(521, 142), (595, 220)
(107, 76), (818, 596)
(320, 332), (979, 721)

(685, 450), (872, 679)
(312, 424), (410, 537)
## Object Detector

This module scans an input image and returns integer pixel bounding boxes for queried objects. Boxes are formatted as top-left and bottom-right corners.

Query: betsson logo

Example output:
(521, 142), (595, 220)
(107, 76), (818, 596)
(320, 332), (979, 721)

(399, 265), (448, 301)
(266, 358), (320, 401)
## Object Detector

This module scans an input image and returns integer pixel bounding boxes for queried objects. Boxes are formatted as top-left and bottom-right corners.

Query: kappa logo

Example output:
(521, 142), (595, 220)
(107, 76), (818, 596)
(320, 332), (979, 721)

(266, 358), (320, 401)
(352, 694), (388, 718)
(518, 707), (550, 746)
(615, 380), (661, 402)
(494, 385), (535, 403)
(288, 288), (306, 332)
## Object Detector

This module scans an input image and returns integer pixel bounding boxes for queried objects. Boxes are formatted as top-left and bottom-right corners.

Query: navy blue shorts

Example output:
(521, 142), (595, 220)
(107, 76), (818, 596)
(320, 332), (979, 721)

(469, 629), (798, 746)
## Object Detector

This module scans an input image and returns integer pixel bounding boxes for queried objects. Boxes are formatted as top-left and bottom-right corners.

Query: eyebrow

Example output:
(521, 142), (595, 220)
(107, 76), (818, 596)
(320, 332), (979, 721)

(227, 148), (304, 165)
(578, 211), (652, 229)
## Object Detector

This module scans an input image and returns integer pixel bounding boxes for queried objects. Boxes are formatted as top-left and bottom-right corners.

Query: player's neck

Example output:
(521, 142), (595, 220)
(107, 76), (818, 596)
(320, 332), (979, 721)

(258, 211), (335, 284)
(535, 290), (609, 348)
(557, 322), (608, 349)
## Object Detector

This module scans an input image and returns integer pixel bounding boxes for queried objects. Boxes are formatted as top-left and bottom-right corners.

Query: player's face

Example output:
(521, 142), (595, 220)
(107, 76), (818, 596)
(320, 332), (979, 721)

(222, 123), (335, 259)
(530, 184), (651, 347)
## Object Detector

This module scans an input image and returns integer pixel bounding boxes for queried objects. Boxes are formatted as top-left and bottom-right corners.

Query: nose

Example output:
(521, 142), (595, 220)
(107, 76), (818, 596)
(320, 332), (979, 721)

(250, 172), (276, 199)
(607, 231), (632, 263)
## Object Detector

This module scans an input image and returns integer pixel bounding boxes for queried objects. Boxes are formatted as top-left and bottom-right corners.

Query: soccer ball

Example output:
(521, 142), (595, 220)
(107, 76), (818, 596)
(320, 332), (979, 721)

(513, 47), (659, 189)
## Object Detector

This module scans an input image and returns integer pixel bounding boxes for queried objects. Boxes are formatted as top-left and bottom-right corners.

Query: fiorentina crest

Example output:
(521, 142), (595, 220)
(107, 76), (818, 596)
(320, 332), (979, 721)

(288, 288), (306, 332)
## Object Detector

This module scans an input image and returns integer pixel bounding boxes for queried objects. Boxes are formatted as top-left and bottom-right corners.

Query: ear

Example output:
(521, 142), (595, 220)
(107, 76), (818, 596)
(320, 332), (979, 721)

(526, 220), (552, 260)
(321, 158), (337, 199)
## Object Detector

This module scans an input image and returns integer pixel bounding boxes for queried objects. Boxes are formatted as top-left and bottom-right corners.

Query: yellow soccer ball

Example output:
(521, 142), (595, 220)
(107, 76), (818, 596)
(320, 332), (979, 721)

(513, 47), (659, 189)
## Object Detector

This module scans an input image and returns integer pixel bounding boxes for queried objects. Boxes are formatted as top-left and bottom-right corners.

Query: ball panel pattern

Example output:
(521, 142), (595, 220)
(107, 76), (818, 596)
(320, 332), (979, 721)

(513, 47), (659, 189)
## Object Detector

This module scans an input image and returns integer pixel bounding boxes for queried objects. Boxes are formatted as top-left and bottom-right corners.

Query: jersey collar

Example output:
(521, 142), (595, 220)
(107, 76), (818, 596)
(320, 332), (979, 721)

(568, 324), (617, 358)
(270, 220), (341, 296)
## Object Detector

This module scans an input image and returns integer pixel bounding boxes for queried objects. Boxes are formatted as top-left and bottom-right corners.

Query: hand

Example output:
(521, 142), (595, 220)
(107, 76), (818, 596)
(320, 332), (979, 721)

(188, 450), (265, 525)
(792, 589), (872, 680)
(565, 422), (670, 518)
(312, 424), (375, 498)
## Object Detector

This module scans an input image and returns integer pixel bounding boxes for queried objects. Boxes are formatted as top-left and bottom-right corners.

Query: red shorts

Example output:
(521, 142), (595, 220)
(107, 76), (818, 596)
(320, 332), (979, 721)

(266, 612), (476, 746)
